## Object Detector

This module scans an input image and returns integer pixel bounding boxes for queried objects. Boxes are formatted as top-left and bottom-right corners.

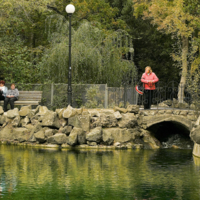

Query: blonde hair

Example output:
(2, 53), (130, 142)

(145, 66), (152, 73)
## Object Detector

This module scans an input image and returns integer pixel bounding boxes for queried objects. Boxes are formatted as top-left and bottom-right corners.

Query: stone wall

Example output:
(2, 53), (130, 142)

(0, 105), (161, 149)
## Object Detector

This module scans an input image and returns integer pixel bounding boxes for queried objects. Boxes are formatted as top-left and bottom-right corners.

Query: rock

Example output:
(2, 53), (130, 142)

(88, 110), (100, 117)
(63, 105), (77, 118)
(127, 105), (139, 114)
(173, 110), (180, 115)
(42, 110), (61, 129)
(162, 100), (172, 106)
(165, 110), (173, 114)
(177, 102), (189, 109)
(102, 130), (114, 145)
(60, 126), (73, 135)
(34, 105), (40, 115)
(7, 108), (19, 119)
(45, 129), (57, 138)
(59, 118), (67, 127)
(12, 128), (30, 142)
(34, 130), (46, 143)
(56, 108), (65, 119)
(187, 115), (197, 121)
(76, 108), (83, 115)
(141, 130), (161, 149)
(158, 102), (169, 107)
(114, 142), (121, 147)
(36, 106), (48, 116)
(24, 124), (34, 131)
(71, 127), (86, 145)
(111, 128), (133, 143)
(47, 133), (67, 145)
(0, 126), (13, 140)
(28, 123), (43, 142)
(68, 130), (78, 146)
(179, 111), (188, 116)
(19, 106), (31, 117)
(86, 127), (102, 143)
(21, 116), (30, 127)
(114, 106), (127, 113)
(0, 106), (4, 115)
(118, 113), (137, 128)
(190, 104), (195, 110)
(87, 141), (97, 146)
(158, 110), (165, 114)
(113, 111), (122, 119)
(68, 115), (90, 132)
(92, 113), (117, 128)
(0, 115), (6, 125)
(12, 116), (21, 127)
(195, 116), (200, 126)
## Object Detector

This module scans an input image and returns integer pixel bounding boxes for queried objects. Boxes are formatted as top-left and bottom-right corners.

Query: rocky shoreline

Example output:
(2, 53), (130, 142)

(0, 105), (162, 150)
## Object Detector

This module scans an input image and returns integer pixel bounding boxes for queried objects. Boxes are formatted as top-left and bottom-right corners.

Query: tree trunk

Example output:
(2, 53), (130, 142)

(178, 36), (188, 103)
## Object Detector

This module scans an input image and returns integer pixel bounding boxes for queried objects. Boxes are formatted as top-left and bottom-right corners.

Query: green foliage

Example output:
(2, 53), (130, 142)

(42, 20), (137, 86)
(85, 85), (104, 108)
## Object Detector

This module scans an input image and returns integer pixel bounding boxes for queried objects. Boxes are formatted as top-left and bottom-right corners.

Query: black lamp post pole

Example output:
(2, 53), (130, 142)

(68, 13), (72, 106)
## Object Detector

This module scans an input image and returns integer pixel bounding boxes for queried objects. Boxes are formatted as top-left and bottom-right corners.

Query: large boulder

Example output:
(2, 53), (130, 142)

(113, 111), (122, 120)
(0, 126), (13, 140)
(47, 133), (67, 145)
(63, 105), (77, 118)
(42, 111), (61, 129)
(13, 128), (30, 142)
(12, 116), (21, 127)
(68, 130), (78, 146)
(127, 105), (139, 114)
(28, 123), (43, 142)
(68, 115), (90, 132)
(102, 130), (114, 145)
(118, 113), (137, 128)
(19, 106), (31, 117)
(140, 130), (161, 149)
(190, 127), (200, 144)
(7, 108), (19, 119)
(108, 128), (133, 143)
(0, 115), (6, 125)
(86, 127), (102, 143)
(114, 106), (127, 113)
(34, 130), (46, 143)
(45, 129), (57, 138)
(59, 126), (73, 135)
(36, 106), (49, 116)
(92, 113), (117, 128)
(71, 127), (86, 144)
(21, 116), (30, 127)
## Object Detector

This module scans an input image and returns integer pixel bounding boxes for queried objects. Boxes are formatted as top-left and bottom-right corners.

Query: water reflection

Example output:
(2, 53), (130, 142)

(0, 145), (199, 200)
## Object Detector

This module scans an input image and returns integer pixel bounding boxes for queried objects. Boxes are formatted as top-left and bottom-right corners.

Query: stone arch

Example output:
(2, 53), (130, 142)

(142, 115), (193, 131)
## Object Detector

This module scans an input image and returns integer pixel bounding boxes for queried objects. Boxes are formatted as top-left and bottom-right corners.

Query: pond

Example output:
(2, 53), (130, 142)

(0, 145), (200, 200)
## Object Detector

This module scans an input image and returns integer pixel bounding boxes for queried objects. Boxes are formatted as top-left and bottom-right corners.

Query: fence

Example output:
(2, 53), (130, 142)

(4, 81), (198, 110)
(4, 83), (137, 109)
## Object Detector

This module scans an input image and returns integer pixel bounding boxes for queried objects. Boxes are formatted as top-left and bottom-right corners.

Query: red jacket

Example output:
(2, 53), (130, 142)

(141, 72), (159, 90)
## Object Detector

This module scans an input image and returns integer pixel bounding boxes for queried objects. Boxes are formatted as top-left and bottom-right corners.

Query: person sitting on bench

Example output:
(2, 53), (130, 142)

(0, 80), (8, 101)
(4, 83), (19, 112)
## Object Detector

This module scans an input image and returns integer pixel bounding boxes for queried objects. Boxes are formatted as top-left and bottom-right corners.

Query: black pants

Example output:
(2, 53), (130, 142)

(0, 96), (5, 101)
(4, 97), (17, 111)
(144, 90), (154, 109)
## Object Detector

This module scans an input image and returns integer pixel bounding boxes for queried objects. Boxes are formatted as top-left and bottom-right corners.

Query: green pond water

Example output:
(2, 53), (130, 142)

(0, 145), (200, 200)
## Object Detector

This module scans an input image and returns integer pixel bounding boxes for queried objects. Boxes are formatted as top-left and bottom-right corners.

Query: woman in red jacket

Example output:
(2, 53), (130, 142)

(141, 66), (159, 109)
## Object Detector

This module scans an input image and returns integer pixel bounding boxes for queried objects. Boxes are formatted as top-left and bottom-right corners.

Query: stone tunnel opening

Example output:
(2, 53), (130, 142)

(147, 121), (194, 149)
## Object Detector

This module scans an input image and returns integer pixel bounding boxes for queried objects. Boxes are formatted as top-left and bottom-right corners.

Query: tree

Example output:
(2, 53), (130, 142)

(133, 0), (200, 102)
(42, 21), (137, 86)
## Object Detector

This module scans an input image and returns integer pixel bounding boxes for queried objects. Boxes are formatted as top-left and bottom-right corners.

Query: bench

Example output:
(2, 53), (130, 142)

(0, 91), (43, 106)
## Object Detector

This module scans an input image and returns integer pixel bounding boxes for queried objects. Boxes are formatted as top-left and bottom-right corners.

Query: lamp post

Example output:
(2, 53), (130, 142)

(65, 4), (75, 106)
